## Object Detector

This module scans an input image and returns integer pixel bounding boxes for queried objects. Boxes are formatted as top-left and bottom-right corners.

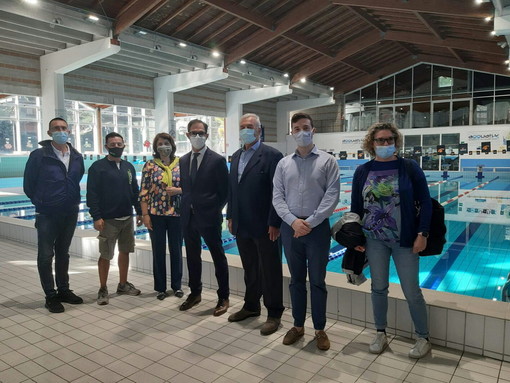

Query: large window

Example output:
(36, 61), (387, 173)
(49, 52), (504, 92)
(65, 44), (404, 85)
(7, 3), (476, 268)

(175, 114), (225, 156)
(0, 95), (40, 154)
(344, 64), (510, 131)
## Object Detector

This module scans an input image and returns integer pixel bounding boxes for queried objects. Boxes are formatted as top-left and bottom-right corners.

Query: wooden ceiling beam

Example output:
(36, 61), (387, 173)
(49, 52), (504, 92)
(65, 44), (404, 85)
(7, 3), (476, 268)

(291, 30), (383, 82)
(201, 0), (273, 30)
(336, 56), (418, 93)
(201, 17), (238, 45)
(113, 0), (164, 37)
(413, 12), (465, 63)
(383, 30), (503, 56)
(331, 0), (492, 18)
(222, 0), (332, 65)
(186, 13), (224, 41)
(154, 0), (194, 32)
(172, 6), (209, 34)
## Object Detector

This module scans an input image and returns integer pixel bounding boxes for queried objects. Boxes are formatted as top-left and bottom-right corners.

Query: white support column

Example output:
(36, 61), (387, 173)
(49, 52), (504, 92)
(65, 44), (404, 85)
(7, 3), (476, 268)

(225, 85), (292, 156)
(40, 38), (121, 126)
(154, 67), (228, 136)
(276, 96), (335, 154)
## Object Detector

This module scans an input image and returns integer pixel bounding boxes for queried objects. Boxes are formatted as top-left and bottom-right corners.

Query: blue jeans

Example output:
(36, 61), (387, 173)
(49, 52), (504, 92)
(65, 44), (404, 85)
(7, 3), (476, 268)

(35, 212), (78, 297)
(281, 220), (330, 330)
(149, 215), (183, 292)
(365, 237), (429, 338)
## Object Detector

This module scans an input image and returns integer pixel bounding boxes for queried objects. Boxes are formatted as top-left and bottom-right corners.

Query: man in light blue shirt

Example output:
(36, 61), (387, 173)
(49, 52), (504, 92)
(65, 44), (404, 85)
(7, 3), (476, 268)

(273, 112), (339, 351)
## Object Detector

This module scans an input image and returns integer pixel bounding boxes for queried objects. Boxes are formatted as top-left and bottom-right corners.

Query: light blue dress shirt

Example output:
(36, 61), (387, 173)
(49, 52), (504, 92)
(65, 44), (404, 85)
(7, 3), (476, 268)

(237, 140), (260, 182)
(272, 145), (340, 229)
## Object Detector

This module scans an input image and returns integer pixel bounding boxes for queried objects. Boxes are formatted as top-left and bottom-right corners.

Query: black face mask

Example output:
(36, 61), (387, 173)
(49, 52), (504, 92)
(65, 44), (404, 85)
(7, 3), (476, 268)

(108, 147), (124, 158)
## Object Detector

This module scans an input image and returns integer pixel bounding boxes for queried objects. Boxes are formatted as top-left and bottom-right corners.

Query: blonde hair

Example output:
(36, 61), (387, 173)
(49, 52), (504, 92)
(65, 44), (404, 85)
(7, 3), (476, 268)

(362, 122), (402, 157)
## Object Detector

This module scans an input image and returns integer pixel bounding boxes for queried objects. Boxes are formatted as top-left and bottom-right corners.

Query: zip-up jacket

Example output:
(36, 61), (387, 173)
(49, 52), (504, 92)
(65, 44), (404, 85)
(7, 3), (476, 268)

(23, 140), (84, 215)
(86, 157), (142, 221)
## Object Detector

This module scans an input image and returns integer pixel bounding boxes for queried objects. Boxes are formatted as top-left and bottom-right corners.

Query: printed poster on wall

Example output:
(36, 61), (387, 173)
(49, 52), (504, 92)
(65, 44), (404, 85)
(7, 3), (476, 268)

(437, 145), (446, 155)
(339, 151), (347, 160)
(413, 146), (422, 155)
(459, 143), (468, 155)
(357, 150), (365, 159)
(481, 141), (491, 153)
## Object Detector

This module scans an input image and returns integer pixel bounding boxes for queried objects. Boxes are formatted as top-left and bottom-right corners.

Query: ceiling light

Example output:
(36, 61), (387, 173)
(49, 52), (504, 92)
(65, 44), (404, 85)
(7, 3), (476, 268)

(330, 87), (334, 91)
(491, 30), (497, 36)
(300, 77), (306, 83)
(23, 0), (38, 5)
(134, 30), (147, 36)
(283, 73), (289, 78)
(505, 59), (510, 64)
(212, 50), (220, 57)
(179, 42), (187, 47)
(240, 59), (246, 64)
(485, 16), (492, 22)
(87, 15), (99, 22)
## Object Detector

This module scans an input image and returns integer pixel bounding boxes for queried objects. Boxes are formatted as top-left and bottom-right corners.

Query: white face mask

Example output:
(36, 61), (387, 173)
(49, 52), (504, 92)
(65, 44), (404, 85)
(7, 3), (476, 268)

(293, 130), (313, 147)
(189, 135), (206, 150)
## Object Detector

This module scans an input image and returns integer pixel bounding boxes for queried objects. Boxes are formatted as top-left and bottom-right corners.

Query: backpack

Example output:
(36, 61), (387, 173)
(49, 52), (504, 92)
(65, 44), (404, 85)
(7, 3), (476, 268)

(404, 159), (447, 256)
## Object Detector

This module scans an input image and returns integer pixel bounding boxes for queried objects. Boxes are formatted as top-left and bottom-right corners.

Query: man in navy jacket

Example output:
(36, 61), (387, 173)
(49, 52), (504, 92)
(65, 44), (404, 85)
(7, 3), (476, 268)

(179, 119), (230, 316)
(226, 113), (284, 335)
(24, 117), (84, 313)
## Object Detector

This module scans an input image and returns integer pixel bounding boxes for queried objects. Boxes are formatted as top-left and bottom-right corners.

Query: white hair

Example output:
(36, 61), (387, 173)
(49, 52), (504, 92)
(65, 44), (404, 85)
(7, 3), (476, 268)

(240, 113), (261, 128)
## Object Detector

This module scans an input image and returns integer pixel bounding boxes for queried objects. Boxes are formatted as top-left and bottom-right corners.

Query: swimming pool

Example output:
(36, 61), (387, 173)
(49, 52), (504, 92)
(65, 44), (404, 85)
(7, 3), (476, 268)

(1, 170), (509, 301)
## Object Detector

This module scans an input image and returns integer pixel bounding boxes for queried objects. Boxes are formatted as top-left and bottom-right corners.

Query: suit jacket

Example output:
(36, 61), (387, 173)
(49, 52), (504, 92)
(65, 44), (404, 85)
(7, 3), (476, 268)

(180, 147), (228, 229)
(227, 142), (283, 238)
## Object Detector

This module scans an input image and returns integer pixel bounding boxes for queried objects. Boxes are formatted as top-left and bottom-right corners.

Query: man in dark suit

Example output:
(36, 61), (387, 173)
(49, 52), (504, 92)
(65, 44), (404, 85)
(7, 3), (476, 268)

(226, 113), (284, 335)
(179, 119), (230, 316)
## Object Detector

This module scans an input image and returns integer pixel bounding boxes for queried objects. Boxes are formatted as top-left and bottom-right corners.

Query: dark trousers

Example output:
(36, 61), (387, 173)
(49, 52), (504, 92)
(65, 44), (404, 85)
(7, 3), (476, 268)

(35, 212), (78, 297)
(149, 215), (183, 293)
(183, 213), (229, 299)
(236, 235), (284, 318)
(281, 219), (330, 330)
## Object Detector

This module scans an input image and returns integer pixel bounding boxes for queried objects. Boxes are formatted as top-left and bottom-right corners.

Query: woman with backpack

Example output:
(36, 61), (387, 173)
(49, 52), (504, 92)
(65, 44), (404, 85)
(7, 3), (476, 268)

(350, 122), (432, 359)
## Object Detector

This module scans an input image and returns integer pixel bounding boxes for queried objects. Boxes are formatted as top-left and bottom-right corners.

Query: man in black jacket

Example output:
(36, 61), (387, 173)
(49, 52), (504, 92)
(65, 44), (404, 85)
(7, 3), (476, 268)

(87, 132), (142, 305)
(24, 117), (85, 313)
(226, 113), (284, 335)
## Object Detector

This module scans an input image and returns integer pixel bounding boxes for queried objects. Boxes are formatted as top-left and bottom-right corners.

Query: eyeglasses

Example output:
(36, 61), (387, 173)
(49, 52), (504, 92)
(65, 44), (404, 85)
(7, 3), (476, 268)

(374, 137), (395, 145)
(189, 132), (207, 137)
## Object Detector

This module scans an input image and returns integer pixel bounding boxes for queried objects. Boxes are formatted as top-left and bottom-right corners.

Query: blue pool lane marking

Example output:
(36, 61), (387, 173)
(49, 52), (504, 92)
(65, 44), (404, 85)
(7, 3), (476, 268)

(420, 222), (481, 290)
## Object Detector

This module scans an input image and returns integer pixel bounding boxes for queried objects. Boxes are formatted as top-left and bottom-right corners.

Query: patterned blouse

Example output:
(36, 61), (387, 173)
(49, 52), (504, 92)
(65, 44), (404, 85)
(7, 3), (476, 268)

(139, 159), (181, 217)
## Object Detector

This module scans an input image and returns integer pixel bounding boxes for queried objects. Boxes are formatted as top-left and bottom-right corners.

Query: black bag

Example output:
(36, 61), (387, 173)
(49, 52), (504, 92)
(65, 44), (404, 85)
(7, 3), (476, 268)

(404, 159), (447, 256)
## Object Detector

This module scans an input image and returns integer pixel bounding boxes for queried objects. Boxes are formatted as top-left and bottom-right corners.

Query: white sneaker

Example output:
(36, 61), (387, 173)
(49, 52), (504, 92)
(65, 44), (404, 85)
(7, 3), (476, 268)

(369, 332), (388, 354)
(409, 338), (431, 359)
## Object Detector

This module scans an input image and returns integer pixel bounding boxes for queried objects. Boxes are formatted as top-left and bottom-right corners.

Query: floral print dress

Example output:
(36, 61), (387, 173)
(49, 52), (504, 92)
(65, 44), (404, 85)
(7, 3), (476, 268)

(139, 160), (181, 217)
(361, 167), (401, 242)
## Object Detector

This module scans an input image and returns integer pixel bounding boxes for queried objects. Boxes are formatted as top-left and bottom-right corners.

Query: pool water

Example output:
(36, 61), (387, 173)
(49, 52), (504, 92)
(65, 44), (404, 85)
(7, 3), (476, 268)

(2, 170), (509, 301)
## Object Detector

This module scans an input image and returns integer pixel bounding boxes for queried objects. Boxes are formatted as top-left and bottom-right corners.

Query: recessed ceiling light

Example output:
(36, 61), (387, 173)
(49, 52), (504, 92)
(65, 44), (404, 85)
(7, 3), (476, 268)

(87, 15), (99, 22)
(485, 16), (492, 22)
(179, 42), (187, 47)
(300, 77), (306, 83)
(240, 59), (246, 64)
(491, 30), (497, 36)
(330, 87), (334, 91)
(23, 0), (38, 4)
(212, 50), (220, 57)
(283, 73), (289, 78)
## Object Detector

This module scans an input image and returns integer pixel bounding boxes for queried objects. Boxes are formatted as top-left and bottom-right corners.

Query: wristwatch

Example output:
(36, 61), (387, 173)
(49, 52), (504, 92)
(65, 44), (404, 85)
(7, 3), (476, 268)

(418, 232), (429, 238)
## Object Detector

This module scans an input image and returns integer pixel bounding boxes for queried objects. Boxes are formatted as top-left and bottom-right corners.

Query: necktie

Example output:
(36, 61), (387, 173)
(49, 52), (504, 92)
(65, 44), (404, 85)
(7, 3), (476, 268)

(190, 152), (199, 185)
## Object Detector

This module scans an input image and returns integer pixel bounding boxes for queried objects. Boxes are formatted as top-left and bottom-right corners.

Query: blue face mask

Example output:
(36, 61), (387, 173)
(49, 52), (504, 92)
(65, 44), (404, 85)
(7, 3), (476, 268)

(375, 144), (396, 159)
(52, 131), (68, 145)
(239, 128), (257, 145)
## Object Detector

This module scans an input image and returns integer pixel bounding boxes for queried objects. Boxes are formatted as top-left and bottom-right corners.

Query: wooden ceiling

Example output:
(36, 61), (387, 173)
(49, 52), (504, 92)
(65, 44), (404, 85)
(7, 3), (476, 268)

(47, 0), (509, 93)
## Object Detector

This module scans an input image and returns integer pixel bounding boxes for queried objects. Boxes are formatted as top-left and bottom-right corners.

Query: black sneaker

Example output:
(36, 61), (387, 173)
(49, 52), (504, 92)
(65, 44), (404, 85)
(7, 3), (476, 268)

(58, 290), (83, 304)
(45, 296), (65, 313)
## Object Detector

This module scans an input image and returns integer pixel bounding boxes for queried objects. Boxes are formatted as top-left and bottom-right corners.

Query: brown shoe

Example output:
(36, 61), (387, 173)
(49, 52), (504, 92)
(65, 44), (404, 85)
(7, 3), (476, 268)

(213, 298), (229, 316)
(228, 308), (260, 322)
(282, 327), (304, 345)
(179, 294), (201, 311)
(260, 317), (280, 336)
(315, 330), (330, 350)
